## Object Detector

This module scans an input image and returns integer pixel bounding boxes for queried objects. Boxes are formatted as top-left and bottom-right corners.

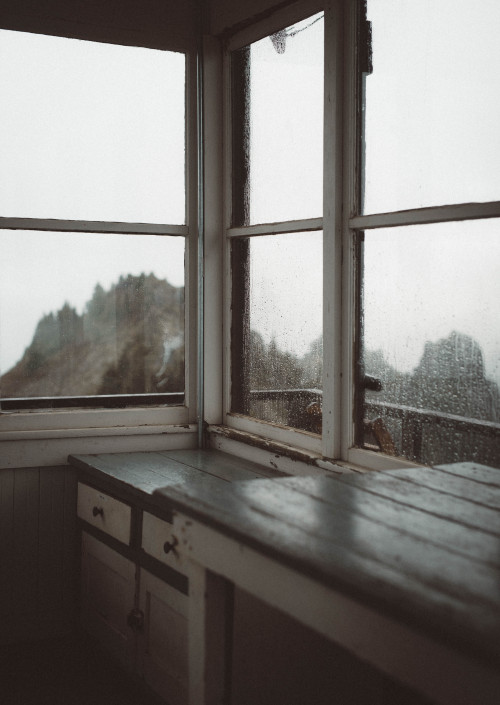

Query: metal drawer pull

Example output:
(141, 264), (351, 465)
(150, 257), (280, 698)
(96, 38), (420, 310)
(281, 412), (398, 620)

(92, 506), (104, 517)
(163, 536), (178, 555)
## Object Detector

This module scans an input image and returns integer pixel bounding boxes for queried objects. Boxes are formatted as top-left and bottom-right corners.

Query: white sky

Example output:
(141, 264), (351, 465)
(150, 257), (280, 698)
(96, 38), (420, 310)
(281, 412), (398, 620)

(0, 30), (185, 374)
(247, 3), (500, 385)
(1, 3), (500, 388)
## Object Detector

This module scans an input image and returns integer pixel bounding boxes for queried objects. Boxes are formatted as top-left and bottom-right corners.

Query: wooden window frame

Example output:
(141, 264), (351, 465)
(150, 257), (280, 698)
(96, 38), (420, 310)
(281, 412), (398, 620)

(0, 32), (199, 439)
(212, 0), (500, 472)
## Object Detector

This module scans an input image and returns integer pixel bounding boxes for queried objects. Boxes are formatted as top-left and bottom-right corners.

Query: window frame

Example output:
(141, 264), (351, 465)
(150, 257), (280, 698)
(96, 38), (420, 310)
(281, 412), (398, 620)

(0, 30), (200, 436)
(221, 0), (331, 458)
(218, 0), (500, 471)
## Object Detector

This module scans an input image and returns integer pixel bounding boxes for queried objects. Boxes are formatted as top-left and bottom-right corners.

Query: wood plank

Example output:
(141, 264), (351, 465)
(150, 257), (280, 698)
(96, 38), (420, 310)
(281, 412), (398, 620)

(163, 478), (500, 666)
(436, 462), (500, 488)
(160, 449), (280, 481)
(0, 469), (15, 619)
(335, 471), (500, 536)
(38, 467), (66, 633)
(12, 468), (40, 626)
(62, 466), (78, 627)
(381, 465), (500, 510)
(71, 452), (214, 496)
(222, 479), (500, 610)
(280, 475), (500, 568)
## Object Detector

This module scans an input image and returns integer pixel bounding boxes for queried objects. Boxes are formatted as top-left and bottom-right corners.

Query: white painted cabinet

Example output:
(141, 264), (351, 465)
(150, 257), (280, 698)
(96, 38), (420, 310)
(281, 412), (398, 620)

(138, 569), (189, 705)
(78, 483), (188, 705)
(81, 531), (137, 669)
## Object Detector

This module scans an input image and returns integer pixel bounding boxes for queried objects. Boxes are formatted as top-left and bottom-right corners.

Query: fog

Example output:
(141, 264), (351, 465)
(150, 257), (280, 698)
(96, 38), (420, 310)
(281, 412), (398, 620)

(1, 3), (499, 389)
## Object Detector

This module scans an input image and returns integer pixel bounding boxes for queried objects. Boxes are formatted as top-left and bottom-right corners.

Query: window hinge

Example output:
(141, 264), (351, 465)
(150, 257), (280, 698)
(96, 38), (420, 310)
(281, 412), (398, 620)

(360, 1), (373, 75)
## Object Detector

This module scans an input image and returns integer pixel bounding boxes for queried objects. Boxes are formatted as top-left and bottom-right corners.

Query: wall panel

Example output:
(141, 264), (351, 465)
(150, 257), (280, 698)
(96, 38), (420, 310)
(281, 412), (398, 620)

(0, 465), (77, 645)
(0, 0), (198, 50)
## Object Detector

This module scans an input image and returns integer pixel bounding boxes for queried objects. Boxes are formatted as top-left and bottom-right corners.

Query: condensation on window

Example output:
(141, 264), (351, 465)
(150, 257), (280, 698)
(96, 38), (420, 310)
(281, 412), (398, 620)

(231, 231), (322, 433)
(360, 220), (500, 468)
(362, 0), (500, 213)
(232, 13), (324, 226)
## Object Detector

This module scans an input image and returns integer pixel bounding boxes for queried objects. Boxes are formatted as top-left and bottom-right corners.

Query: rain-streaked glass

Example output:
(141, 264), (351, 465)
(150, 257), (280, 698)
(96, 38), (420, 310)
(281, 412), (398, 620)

(361, 220), (500, 468)
(233, 231), (322, 432)
(362, 1), (500, 213)
(233, 13), (323, 225)
(0, 232), (185, 399)
(0, 30), (185, 223)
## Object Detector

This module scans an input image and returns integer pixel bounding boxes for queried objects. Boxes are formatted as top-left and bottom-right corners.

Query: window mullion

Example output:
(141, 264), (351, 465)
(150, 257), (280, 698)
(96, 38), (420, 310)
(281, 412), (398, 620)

(349, 201), (500, 231)
(322, 0), (344, 460)
(339, 0), (363, 460)
(227, 218), (323, 238)
(0, 217), (188, 236)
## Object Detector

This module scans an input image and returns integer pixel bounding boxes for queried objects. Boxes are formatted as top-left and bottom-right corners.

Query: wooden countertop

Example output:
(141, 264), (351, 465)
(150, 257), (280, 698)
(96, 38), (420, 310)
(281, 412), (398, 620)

(69, 448), (283, 502)
(69, 450), (500, 669)
(154, 460), (500, 669)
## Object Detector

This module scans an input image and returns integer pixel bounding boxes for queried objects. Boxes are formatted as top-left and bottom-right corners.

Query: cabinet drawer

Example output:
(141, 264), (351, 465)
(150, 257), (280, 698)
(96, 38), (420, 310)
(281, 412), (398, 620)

(142, 512), (186, 573)
(77, 482), (131, 544)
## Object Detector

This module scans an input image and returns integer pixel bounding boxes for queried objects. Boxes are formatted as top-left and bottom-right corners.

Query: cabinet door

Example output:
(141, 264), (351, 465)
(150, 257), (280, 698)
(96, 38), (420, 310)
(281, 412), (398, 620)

(138, 569), (189, 705)
(81, 531), (136, 669)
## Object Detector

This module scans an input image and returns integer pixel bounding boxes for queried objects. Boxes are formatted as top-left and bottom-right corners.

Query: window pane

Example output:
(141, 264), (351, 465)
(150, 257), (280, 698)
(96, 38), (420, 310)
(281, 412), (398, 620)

(363, 1), (500, 213)
(0, 31), (185, 223)
(231, 232), (322, 432)
(0, 231), (184, 400)
(360, 220), (500, 468)
(232, 13), (323, 225)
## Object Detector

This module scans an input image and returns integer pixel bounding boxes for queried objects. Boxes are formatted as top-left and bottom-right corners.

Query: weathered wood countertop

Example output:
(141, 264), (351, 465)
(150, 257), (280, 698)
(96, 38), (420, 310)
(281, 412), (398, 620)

(69, 451), (500, 670)
(156, 460), (500, 670)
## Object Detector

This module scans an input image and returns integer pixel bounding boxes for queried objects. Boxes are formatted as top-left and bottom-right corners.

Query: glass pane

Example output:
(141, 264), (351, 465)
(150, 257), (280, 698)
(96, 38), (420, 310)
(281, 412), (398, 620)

(363, 1), (500, 213)
(361, 220), (500, 468)
(232, 232), (322, 432)
(0, 30), (185, 223)
(0, 231), (184, 400)
(232, 13), (323, 225)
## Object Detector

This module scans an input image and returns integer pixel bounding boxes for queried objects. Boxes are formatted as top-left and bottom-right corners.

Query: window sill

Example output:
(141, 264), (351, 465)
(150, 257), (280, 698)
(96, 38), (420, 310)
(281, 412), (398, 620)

(208, 424), (360, 477)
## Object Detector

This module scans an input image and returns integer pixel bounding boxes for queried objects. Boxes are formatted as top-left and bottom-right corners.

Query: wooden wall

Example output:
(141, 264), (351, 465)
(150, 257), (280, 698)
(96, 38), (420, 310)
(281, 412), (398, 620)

(0, 466), (77, 646)
(0, 0), (199, 51)
(208, 0), (311, 36)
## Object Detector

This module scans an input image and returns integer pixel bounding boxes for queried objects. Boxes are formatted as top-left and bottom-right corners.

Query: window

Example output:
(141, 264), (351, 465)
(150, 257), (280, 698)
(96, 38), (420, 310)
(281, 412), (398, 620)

(223, 0), (500, 470)
(227, 11), (324, 449)
(356, 0), (500, 469)
(0, 30), (193, 414)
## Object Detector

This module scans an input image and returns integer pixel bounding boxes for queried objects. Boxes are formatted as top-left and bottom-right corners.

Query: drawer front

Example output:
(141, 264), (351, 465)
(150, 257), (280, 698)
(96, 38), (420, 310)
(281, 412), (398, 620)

(77, 482), (131, 544)
(142, 512), (186, 573)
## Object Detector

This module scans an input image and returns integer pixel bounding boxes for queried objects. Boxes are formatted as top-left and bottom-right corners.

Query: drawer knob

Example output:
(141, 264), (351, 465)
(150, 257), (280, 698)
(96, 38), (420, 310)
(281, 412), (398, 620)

(163, 537), (178, 555)
(92, 506), (104, 517)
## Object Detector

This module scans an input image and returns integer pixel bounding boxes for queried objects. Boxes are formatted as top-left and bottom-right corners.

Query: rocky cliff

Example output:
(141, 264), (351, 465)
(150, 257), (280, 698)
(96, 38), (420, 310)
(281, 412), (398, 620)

(1, 273), (184, 398)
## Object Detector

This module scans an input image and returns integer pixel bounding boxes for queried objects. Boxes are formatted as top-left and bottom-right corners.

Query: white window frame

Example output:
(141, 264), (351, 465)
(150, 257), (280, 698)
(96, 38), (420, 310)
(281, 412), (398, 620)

(0, 31), (200, 444)
(220, 0), (329, 459)
(213, 0), (500, 472)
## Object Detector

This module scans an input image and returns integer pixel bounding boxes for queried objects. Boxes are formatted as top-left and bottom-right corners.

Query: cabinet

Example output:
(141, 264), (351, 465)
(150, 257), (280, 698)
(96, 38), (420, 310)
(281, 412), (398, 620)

(81, 531), (136, 669)
(72, 450), (281, 705)
(77, 481), (189, 705)
(138, 569), (189, 705)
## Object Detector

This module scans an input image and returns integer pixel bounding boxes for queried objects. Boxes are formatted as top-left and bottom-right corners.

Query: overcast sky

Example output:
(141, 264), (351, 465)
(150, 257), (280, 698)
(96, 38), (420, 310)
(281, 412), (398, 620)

(0, 30), (185, 373)
(1, 2), (499, 388)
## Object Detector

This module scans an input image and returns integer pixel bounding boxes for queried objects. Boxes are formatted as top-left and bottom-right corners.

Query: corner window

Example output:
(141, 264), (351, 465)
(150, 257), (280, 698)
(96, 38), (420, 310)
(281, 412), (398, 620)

(224, 0), (500, 470)
(0, 30), (188, 410)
